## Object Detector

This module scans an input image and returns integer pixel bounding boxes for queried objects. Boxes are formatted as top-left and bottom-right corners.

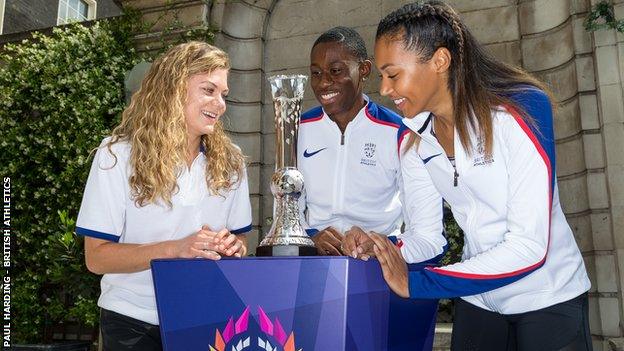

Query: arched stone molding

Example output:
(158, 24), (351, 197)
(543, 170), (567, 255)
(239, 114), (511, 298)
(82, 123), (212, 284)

(519, 1), (614, 346)
(210, 0), (276, 250)
(590, 0), (624, 345)
(519, 0), (570, 35)
(522, 19), (575, 72)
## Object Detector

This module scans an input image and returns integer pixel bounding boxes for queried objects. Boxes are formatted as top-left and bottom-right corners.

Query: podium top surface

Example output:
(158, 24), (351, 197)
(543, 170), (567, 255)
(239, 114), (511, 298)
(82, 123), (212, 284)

(151, 255), (431, 267)
(152, 256), (359, 262)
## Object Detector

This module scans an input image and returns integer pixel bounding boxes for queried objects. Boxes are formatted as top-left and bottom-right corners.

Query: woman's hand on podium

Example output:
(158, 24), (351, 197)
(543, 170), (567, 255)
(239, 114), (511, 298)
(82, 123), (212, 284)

(343, 226), (374, 260)
(211, 226), (247, 258)
(311, 227), (343, 255)
(369, 233), (409, 298)
(171, 227), (222, 260)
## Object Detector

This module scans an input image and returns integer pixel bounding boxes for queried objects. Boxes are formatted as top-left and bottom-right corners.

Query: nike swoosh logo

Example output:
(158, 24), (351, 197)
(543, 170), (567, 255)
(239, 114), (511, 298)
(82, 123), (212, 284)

(422, 153), (442, 164)
(303, 148), (327, 158)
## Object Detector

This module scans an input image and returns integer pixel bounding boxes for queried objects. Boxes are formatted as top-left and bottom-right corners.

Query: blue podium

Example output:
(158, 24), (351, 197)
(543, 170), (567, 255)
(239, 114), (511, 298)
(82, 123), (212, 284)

(151, 257), (437, 351)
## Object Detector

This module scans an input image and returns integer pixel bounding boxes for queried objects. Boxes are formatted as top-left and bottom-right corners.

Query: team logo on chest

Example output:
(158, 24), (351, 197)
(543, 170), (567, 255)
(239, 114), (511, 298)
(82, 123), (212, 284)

(361, 142), (377, 166)
(473, 136), (494, 166)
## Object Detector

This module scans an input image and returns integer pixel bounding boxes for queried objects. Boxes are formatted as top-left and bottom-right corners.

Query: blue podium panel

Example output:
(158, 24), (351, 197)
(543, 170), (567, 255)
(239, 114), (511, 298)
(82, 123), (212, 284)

(388, 264), (438, 351)
(151, 257), (436, 351)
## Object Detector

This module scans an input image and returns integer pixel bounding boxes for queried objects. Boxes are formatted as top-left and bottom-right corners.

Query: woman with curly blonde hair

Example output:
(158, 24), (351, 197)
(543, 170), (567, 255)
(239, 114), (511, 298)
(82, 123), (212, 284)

(76, 41), (252, 350)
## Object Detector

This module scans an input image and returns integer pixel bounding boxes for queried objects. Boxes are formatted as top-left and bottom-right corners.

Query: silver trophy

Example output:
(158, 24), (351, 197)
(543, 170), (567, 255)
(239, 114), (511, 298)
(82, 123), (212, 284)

(256, 75), (317, 256)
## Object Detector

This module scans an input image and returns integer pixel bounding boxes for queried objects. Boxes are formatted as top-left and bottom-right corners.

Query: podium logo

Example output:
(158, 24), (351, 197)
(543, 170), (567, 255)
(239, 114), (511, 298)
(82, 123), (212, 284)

(209, 306), (302, 351)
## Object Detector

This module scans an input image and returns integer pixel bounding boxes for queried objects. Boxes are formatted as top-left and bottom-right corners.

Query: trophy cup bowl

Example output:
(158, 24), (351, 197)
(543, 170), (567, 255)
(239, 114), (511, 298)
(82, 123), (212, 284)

(256, 74), (317, 257)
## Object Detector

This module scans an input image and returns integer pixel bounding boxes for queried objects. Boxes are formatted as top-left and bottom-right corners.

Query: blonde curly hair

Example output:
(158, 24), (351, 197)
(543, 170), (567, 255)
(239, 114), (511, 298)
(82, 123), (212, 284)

(106, 41), (244, 207)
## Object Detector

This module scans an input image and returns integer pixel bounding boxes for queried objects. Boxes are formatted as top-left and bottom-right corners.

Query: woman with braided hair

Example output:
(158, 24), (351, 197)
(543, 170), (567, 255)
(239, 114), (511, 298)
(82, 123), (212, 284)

(365, 1), (592, 350)
(76, 42), (252, 350)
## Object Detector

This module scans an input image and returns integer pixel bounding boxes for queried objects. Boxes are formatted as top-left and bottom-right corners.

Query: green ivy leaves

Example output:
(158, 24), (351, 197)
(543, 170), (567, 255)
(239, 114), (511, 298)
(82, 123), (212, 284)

(3, 2), (217, 342)
(585, 1), (624, 33)
(1, 16), (139, 343)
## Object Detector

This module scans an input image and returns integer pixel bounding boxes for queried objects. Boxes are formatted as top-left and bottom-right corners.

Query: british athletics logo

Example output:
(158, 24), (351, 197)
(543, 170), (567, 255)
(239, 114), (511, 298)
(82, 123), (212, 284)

(360, 142), (377, 166)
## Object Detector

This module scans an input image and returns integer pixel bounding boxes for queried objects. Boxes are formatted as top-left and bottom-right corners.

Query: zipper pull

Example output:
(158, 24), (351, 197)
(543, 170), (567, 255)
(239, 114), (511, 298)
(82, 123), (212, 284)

(453, 169), (459, 187)
(341, 133), (345, 145)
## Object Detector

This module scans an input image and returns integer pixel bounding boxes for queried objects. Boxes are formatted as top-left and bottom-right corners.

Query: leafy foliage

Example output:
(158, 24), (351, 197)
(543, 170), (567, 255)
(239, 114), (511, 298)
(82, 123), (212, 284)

(3, 2), (218, 341)
(437, 206), (464, 323)
(132, 0), (215, 58)
(0, 16), (140, 343)
(585, 1), (624, 33)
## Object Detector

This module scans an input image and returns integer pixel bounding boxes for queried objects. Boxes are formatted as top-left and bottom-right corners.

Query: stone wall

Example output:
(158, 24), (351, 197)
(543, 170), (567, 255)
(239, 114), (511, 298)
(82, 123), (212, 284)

(120, 0), (624, 349)
(2, 0), (121, 35)
(2, 0), (57, 34)
(591, 0), (624, 348)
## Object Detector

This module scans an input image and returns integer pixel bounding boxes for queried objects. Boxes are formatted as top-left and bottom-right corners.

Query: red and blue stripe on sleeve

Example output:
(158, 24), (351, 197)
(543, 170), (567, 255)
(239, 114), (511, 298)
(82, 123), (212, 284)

(406, 88), (555, 299)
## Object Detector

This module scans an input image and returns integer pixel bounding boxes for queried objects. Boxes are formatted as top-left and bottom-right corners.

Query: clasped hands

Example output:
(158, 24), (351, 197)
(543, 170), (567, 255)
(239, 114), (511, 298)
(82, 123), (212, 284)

(174, 225), (246, 260)
(312, 226), (401, 261)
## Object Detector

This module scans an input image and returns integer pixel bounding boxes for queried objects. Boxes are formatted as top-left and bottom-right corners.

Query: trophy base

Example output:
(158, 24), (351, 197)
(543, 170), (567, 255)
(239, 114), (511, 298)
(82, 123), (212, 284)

(255, 245), (318, 257)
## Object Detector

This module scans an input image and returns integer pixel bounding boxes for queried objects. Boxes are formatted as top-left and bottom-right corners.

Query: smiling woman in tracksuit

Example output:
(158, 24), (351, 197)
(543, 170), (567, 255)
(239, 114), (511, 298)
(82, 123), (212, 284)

(298, 26), (446, 262)
(366, 2), (592, 350)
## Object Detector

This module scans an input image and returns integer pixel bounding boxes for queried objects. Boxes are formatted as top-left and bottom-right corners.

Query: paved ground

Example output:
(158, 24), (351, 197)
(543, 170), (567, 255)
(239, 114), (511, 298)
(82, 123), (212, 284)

(433, 323), (452, 351)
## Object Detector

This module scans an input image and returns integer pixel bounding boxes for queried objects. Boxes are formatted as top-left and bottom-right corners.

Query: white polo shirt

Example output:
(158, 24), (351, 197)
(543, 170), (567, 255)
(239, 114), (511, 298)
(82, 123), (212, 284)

(76, 137), (252, 324)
